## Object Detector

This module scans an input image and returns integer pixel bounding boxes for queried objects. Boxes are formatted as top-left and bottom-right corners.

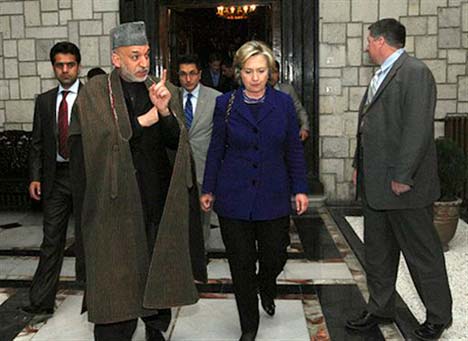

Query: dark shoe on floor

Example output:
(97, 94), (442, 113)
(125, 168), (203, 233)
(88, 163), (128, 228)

(21, 305), (54, 316)
(345, 311), (393, 331)
(145, 327), (165, 341)
(260, 293), (276, 316)
(239, 331), (256, 341)
(414, 318), (452, 340)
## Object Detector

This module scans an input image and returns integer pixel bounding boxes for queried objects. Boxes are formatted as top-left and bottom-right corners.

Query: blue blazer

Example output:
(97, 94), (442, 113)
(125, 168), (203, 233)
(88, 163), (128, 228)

(202, 86), (308, 221)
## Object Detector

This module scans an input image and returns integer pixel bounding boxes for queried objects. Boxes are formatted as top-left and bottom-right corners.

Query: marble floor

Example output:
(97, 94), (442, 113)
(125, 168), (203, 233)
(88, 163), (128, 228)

(330, 207), (467, 341)
(2, 206), (462, 340)
(345, 215), (468, 340)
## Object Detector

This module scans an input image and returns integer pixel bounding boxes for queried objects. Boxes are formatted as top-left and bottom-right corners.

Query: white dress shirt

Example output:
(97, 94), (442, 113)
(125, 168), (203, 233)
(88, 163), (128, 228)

(374, 48), (405, 92)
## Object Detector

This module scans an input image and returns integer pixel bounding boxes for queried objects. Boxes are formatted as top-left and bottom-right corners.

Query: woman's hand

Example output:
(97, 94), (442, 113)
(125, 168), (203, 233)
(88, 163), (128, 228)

(200, 193), (215, 212)
(295, 193), (309, 215)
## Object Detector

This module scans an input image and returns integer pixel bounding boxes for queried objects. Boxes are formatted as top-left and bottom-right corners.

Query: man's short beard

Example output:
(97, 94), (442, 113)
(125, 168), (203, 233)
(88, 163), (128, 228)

(59, 77), (77, 87)
(118, 65), (148, 83)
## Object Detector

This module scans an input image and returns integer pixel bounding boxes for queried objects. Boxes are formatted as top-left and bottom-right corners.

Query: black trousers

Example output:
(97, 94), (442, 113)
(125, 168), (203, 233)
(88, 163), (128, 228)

(29, 165), (86, 309)
(360, 174), (452, 324)
(94, 310), (171, 341)
(219, 216), (290, 334)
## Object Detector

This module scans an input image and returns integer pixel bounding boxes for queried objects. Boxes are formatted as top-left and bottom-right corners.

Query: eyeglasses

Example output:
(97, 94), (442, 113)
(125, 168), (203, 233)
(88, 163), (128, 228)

(178, 71), (200, 77)
(54, 62), (78, 69)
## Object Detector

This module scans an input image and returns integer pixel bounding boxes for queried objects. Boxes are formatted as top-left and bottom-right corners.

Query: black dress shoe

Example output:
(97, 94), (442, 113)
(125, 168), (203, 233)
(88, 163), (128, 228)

(21, 305), (54, 316)
(260, 293), (275, 316)
(414, 318), (452, 340)
(345, 311), (393, 331)
(239, 331), (256, 341)
(145, 327), (165, 341)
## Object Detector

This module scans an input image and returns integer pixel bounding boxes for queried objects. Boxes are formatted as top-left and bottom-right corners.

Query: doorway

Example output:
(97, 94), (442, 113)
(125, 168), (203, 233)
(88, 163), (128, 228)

(120, 0), (321, 193)
(166, 6), (273, 83)
(157, 2), (280, 85)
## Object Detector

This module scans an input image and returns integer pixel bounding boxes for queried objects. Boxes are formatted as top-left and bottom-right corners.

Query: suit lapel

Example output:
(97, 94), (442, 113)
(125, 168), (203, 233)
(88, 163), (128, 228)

(232, 88), (257, 127)
(358, 88), (369, 116)
(363, 52), (408, 113)
(191, 86), (206, 131)
(256, 86), (275, 124)
(48, 87), (59, 138)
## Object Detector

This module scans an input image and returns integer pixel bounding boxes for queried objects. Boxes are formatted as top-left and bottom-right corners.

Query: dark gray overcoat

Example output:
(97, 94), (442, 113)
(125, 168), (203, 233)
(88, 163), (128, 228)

(69, 70), (199, 324)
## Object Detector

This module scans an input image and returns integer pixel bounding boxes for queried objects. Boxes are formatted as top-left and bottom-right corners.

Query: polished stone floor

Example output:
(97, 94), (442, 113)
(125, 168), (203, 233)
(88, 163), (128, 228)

(0, 206), (463, 340)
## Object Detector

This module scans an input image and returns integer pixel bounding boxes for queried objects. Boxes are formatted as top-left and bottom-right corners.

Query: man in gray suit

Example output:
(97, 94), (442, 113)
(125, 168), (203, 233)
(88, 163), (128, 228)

(346, 19), (452, 340)
(270, 61), (310, 141)
(178, 54), (221, 245)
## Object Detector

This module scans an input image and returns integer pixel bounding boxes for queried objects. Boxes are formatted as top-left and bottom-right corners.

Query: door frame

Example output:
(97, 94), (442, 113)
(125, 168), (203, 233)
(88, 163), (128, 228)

(156, 0), (282, 78)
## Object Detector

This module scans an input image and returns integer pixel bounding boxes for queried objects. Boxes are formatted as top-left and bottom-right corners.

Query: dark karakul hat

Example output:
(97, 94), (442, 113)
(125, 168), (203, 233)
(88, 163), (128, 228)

(110, 21), (148, 49)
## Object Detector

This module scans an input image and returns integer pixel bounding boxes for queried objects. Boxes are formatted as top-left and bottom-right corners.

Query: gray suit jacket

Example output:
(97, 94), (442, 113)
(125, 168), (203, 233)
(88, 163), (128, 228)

(276, 83), (310, 131)
(355, 52), (440, 210)
(181, 84), (221, 184)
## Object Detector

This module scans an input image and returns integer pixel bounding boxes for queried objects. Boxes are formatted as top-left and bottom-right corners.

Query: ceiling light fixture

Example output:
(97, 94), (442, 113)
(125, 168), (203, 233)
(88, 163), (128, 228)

(216, 5), (257, 20)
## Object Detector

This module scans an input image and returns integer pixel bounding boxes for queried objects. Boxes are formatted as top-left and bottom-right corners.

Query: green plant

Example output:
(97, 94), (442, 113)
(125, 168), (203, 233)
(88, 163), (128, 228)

(436, 138), (468, 201)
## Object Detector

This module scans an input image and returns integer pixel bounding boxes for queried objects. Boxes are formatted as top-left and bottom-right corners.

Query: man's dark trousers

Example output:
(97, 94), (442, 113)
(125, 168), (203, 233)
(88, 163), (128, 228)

(30, 164), (85, 309)
(360, 170), (452, 324)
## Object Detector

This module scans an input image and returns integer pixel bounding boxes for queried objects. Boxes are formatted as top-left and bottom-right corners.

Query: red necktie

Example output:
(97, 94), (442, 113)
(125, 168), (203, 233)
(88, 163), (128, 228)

(58, 90), (69, 159)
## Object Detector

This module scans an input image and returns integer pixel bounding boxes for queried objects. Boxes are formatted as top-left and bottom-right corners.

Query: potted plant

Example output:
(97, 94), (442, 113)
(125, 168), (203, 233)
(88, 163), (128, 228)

(433, 137), (468, 251)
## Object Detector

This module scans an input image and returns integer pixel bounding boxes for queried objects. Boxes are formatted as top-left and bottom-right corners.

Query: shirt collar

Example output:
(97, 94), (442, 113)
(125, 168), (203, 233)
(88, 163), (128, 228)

(380, 48), (405, 74)
(58, 79), (80, 94)
(183, 83), (200, 99)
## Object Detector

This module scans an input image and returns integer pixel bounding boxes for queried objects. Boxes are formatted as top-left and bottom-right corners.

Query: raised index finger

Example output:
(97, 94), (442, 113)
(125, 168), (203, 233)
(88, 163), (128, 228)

(159, 69), (167, 85)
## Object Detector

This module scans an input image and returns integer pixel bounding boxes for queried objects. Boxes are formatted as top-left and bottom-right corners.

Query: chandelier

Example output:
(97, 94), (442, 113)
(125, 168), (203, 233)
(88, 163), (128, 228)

(216, 5), (257, 20)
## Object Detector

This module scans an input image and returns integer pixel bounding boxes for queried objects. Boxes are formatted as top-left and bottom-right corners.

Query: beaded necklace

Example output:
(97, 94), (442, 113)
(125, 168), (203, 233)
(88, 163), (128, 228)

(242, 89), (266, 104)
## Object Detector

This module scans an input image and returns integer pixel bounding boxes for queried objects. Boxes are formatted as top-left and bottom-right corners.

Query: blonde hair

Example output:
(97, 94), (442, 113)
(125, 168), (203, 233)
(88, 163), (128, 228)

(233, 41), (275, 81)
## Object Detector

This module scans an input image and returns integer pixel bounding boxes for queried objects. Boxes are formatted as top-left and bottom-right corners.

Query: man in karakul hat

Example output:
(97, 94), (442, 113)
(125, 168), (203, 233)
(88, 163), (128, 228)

(69, 21), (205, 341)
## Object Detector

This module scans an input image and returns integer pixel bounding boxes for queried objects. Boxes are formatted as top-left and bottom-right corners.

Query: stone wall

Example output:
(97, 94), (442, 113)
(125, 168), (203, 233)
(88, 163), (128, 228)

(0, 0), (119, 131)
(319, 0), (468, 201)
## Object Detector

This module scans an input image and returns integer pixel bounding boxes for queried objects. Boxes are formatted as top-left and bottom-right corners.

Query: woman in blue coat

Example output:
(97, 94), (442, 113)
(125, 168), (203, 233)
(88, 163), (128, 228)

(200, 41), (308, 341)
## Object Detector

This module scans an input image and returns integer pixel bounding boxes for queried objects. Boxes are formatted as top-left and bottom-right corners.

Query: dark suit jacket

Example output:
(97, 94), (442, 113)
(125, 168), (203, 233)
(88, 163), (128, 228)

(200, 68), (231, 93)
(355, 52), (440, 210)
(29, 83), (82, 199)
(202, 86), (308, 220)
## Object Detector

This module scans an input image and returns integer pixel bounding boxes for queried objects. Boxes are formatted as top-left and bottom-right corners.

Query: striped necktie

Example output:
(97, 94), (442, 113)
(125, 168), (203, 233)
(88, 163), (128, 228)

(366, 68), (382, 104)
(184, 93), (193, 129)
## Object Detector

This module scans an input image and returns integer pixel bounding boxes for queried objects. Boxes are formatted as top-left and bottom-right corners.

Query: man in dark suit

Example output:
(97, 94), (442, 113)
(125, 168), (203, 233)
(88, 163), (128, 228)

(24, 41), (85, 318)
(346, 19), (452, 340)
(201, 52), (230, 93)
(220, 58), (238, 93)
